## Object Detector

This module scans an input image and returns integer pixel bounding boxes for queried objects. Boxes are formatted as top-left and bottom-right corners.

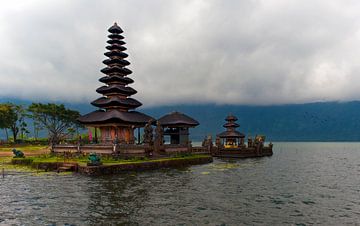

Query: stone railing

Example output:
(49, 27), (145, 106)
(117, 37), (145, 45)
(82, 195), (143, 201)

(52, 143), (148, 156)
(162, 144), (190, 154)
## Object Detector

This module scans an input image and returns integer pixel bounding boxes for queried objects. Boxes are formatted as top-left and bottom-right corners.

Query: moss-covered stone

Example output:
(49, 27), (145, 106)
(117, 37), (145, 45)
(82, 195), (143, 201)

(78, 155), (213, 176)
(9, 154), (213, 175)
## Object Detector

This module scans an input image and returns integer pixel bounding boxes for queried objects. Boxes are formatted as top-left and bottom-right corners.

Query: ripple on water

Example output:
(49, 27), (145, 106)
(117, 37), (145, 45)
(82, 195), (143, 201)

(302, 200), (316, 205)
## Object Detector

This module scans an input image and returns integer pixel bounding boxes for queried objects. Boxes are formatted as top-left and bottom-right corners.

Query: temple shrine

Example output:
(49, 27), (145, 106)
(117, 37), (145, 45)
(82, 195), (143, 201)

(210, 114), (273, 158)
(158, 111), (199, 145)
(77, 23), (154, 144)
(217, 114), (245, 148)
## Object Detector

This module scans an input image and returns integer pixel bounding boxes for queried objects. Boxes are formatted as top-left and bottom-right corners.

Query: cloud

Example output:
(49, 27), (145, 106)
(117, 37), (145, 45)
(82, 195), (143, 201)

(1, 0), (360, 106)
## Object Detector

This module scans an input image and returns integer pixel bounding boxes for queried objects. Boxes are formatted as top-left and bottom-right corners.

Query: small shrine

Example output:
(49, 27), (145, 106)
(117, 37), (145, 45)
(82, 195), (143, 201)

(217, 114), (245, 148)
(212, 114), (273, 158)
(157, 112), (199, 145)
(78, 23), (154, 144)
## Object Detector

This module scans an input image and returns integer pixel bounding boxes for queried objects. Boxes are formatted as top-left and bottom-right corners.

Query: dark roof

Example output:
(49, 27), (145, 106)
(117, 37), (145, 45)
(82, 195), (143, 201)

(217, 130), (245, 138)
(223, 122), (240, 128)
(107, 37), (124, 44)
(78, 109), (154, 125)
(104, 50), (128, 58)
(225, 114), (238, 121)
(101, 66), (132, 75)
(99, 75), (134, 84)
(106, 44), (127, 51)
(102, 58), (130, 66)
(108, 33), (125, 39)
(96, 85), (137, 95)
(108, 22), (123, 34)
(91, 96), (142, 109)
(106, 40), (126, 45)
(158, 111), (199, 127)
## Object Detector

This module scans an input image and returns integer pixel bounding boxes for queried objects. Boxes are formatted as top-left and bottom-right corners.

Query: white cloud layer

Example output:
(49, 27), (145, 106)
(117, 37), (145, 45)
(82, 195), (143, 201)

(1, 0), (360, 106)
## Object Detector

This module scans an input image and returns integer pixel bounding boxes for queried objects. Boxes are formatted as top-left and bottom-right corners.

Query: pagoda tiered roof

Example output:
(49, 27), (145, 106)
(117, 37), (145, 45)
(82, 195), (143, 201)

(217, 114), (245, 138)
(78, 22), (153, 126)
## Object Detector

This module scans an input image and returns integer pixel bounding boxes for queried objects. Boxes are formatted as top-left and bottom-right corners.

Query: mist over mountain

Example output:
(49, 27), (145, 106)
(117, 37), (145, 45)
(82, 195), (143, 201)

(2, 98), (360, 141)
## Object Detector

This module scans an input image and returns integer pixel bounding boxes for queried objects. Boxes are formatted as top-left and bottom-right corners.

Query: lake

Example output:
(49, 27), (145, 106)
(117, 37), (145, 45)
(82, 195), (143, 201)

(1, 142), (360, 225)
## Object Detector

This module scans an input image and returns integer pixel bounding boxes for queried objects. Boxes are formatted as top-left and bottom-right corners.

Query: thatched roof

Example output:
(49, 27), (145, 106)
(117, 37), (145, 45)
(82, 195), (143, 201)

(78, 109), (154, 125)
(158, 111), (199, 127)
(217, 130), (245, 138)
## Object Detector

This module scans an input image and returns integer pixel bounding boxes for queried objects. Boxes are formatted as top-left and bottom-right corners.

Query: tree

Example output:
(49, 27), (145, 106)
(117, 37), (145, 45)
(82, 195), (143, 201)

(0, 104), (13, 141)
(28, 103), (81, 144)
(15, 105), (28, 140)
(0, 103), (26, 143)
(32, 120), (43, 141)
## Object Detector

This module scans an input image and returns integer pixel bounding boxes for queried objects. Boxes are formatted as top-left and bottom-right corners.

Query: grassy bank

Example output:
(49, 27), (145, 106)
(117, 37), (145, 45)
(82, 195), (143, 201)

(0, 144), (48, 152)
(6, 153), (213, 175)
(12, 153), (211, 167)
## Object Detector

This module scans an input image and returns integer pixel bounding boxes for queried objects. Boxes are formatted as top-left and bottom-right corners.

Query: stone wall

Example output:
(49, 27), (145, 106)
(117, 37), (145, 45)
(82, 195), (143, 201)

(78, 156), (213, 176)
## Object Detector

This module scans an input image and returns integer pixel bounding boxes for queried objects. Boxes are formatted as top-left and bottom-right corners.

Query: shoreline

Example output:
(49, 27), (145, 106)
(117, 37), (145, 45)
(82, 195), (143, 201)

(9, 154), (213, 176)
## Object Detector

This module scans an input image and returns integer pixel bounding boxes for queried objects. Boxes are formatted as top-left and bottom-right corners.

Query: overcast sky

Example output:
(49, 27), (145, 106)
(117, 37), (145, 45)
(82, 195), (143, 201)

(1, 0), (360, 106)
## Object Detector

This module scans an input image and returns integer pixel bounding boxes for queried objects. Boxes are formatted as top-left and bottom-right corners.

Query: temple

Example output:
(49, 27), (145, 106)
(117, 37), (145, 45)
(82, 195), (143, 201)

(77, 23), (154, 144)
(158, 111), (199, 145)
(53, 23), (200, 156)
(217, 114), (245, 148)
(208, 114), (273, 158)
(52, 23), (273, 159)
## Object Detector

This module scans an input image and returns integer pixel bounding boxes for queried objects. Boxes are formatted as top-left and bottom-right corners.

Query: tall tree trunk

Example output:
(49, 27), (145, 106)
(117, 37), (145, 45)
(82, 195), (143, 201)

(33, 122), (38, 141)
(11, 126), (18, 143)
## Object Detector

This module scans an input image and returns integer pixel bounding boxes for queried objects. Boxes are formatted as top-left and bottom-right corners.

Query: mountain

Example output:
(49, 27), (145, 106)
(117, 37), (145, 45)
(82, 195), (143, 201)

(1, 98), (360, 141)
(141, 102), (360, 141)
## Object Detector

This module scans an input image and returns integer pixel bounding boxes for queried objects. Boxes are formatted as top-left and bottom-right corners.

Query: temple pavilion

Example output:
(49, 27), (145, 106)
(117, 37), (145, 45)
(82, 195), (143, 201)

(78, 23), (154, 144)
(158, 111), (199, 145)
(217, 114), (245, 148)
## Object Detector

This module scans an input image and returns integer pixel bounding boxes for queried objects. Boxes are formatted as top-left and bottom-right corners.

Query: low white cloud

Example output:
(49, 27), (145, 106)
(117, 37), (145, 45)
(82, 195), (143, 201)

(1, 0), (360, 106)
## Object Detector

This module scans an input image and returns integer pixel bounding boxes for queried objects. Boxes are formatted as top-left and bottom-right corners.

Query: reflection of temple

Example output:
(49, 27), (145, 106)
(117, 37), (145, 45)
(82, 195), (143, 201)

(77, 23), (154, 144)
(158, 112), (199, 145)
(217, 114), (245, 148)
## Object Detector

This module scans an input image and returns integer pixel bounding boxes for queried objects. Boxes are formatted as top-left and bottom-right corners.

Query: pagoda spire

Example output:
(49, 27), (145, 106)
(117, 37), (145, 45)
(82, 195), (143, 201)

(223, 114), (240, 132)
(91, 22), (142, 111)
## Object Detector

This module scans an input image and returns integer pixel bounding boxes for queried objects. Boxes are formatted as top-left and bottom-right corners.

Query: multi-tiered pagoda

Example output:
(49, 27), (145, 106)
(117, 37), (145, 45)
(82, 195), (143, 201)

(217, 114), (245, 148)
(78, 23), (154, 144)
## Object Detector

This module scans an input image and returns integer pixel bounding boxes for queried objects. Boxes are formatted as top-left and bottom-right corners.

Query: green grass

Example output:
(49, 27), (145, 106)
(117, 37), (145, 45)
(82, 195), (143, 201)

(5, 154), (212, 173)
(0, 144), (48, 152)
(0, 156), (12, 163)
(11, 153), (210, 166)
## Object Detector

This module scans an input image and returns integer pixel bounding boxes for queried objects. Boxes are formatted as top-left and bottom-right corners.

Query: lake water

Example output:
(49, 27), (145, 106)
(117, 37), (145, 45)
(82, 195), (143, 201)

(1, 142), (360, 225)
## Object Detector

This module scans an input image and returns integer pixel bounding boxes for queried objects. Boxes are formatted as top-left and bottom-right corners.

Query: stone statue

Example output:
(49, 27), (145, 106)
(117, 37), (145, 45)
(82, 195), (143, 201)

(202, 135), (213, 147)
(215, 136), (221, 147)
(155, 121), (163, 146)
(12, 149), (24, 158)
(143, 120), (153, 145)
(154, 121), (164, 153)
(248, 137), (253, 148)
(87, 153), (102, 166)
(202, 136), (207, 147)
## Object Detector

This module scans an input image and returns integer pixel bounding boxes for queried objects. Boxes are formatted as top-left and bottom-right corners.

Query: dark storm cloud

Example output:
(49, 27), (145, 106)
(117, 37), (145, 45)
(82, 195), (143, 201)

(1, 0), (360, 106)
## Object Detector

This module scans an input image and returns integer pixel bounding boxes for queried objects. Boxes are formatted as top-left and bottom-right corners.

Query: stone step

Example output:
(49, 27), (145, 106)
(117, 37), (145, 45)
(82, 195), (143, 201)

(62, 163), (77, 167)
(57, 166), (72, 172)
